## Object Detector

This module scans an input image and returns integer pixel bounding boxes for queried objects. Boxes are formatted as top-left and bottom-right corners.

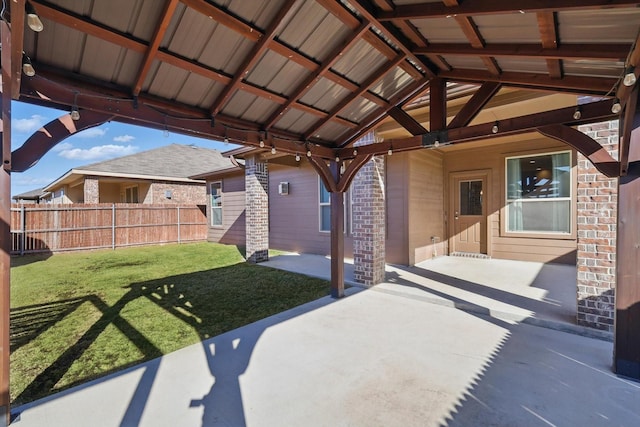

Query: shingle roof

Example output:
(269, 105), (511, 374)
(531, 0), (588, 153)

(12, 188), (47, 201)
(78, 144), (232, 179)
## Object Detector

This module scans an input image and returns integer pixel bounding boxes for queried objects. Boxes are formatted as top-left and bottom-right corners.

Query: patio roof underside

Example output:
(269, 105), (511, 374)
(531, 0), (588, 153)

(7, 0), (640, 175)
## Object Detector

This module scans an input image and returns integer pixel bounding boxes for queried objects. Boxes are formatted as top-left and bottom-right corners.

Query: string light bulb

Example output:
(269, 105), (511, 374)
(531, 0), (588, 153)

(70, 92), (80, 121)
(491, 122), (499, 134)
(335, 156), (340, 162)
(611, 98), (622, 114)
(623, 66), (637, 87)
(295, 153), (301, 162)
(26, 2), (44, 32)
(306, 150), (312, 157)
(353, 149), (358, 156)
(271, 147), (277, 155)
(572, 107), (582, 120)
(22, 54), (35, 77)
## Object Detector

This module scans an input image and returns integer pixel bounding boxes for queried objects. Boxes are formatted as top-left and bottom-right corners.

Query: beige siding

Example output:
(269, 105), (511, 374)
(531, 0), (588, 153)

(443, 136), (577, 264)
(98, 182), (122, 203)
(386, 154), (409, 264)
(207, 173), (245, 246)
(407, 150), (446, 265)
(269, 163), (354, 257)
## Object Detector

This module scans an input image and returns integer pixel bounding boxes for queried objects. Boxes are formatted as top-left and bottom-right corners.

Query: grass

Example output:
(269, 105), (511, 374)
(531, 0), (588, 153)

(9, 243), (330, 406)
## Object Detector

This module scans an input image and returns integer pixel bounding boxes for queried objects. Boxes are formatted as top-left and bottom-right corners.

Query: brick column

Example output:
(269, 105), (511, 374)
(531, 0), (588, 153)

(352, 132), (386, 286)
(245, 155), (269, 263)
(84, 176), (99, 203)
(576, 120), (618, 332)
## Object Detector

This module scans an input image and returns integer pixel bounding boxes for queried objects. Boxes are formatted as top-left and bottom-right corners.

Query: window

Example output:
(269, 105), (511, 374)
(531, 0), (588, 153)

(506, 151), (571, 234)
(319, 179), (348, 233)
(125, 186), (138, 203)
(210, 182), (222, 227)
(319, 180), (331, 232)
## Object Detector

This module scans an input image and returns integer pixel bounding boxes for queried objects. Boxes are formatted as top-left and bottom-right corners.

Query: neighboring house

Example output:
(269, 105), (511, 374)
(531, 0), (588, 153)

(42, 144), (235, 205)
(12, 188), (48, 204)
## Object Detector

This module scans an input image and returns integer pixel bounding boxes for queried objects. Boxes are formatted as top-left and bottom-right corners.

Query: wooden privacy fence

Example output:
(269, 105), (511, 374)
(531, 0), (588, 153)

(10, 203), (207, 255)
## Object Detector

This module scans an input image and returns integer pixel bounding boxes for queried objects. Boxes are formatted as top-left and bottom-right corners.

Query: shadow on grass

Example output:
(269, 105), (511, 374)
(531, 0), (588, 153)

(11, 262), (330, 418)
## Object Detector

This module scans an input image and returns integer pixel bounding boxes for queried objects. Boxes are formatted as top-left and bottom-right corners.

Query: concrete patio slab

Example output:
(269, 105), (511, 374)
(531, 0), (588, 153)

(12, 283), (640, 427)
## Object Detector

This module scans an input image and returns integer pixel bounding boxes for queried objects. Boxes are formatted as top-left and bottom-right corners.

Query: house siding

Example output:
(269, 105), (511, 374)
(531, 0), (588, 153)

(268, 162), (354, 258)
(443, 136), (577, 264)
(385, 153), (409, 265)
(206, 173), (246, 246)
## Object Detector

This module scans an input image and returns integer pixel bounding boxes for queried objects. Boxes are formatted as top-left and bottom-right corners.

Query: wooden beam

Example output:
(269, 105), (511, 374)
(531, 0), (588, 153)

(536, 125), (619, 177)
(620, 84), (639, 176)
(430, 77), (446, 131)
(337, 154), (374, 192)
(413, 43), (630, 61)
(537, 12), (562, 78)
(132, 0), (179, 96)
(336, 99), (618, 158)
(448, 82), (501, 129)
(10, 0), (26, 99)
(208, 0), (298, 116)
(12, 112), (115, 172)
(378, 0), (640, 20)
(388, 106), (428, 136)
(439, 69), (615, 95)
(615, 89), (640, 381)
(0, 21), (10, 427)
(330, 161), (345, 298)
(180, 0), (261, 42)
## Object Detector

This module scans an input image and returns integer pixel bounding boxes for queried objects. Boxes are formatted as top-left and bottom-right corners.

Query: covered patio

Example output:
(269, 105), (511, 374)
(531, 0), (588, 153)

(2, 1), (640, 423)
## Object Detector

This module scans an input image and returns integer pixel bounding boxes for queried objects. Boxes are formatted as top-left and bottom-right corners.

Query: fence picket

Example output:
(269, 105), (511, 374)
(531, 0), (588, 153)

(9, 203), (207, 255)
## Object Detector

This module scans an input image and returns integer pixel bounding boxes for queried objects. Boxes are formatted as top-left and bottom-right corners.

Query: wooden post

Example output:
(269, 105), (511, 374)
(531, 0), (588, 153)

(330, 161), (345, 298)
(615, 87), (640, 381)
(0, 20), (12, 427)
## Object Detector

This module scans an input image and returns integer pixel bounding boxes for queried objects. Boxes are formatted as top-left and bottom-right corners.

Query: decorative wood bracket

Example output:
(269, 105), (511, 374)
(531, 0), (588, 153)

(307, 154), (374, 193)
(537, 124), (619, 178)
(12, 111), (115, 172)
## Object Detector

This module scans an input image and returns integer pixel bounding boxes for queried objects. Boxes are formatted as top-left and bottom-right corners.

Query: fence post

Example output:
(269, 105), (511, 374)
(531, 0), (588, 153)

(177, 205), (181, 244)
(112, 204), (116, 250)
(20, 205), (25, 256)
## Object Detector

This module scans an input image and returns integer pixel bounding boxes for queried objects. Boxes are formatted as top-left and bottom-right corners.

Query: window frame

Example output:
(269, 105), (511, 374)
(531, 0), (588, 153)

(210, 181), (223, 228)
(318, 178), (347, 233)
(502, 149), (575, 239)
(124, 185), (138, 203)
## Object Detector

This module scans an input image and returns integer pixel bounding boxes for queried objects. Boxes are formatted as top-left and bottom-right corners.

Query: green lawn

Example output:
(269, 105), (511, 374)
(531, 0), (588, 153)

(10, 243), (330, 405)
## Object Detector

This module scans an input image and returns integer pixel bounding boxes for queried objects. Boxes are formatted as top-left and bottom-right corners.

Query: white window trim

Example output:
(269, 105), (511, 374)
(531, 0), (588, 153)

(124, 185), (138, 203)
(210, 181), (223, 228)
(504, 150), (572, 236)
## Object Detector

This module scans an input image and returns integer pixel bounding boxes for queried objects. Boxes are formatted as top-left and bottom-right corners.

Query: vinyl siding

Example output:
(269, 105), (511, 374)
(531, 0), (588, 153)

(207, 173), (245, 246)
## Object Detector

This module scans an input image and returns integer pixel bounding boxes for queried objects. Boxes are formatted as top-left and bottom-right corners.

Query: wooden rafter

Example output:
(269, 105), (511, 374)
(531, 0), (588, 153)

(378, 0), (640, 20)
(31, 1), (357, 131)
(447, 82), (502, 129)
(208, 0), (298, 117)
(132, 0), (179, 96)
(338, 77), (431, 147)
(413, 43), (629, 61)
(430, 78), (447, 131)
(537, 12), (562, 79)
(304, 55), (406, 139)
(264, 21), (371, 131)
(439, 69), (616, 94)
(454, 15), (501, 76)
(388, 107), (428, 135)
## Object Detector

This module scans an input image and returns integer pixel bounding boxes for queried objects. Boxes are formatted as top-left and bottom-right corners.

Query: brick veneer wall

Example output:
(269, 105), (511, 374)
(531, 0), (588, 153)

(352, 132), (386, 286)
(83, 176), (99, 203)
(149, 181), (206, 204)
(245, 155), (269, 263)
(576, 120), (618, 332)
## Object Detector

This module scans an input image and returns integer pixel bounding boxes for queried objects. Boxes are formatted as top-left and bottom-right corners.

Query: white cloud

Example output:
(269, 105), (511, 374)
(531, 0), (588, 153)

(52, 142), (74, 152)
(74, 127), (108, 138)
(113, 134), (135, 142)
(57, 144), (138, 161)
(14, 176), (53, 186)
(13, 115), (46, 133)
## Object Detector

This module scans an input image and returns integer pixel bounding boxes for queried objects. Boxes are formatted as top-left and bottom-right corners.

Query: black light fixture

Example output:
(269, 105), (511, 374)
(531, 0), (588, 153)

(623, 66), (637, 87)
(26, 2), (44, 32)
(611, 98), (622, 114)
(70, 92), (80, 121)
(22, 54), (35, 76)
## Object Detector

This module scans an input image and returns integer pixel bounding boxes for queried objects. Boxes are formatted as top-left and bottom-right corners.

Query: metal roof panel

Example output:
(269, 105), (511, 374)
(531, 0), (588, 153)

(245, 51), (309, 97)
(332, 39), (388, 85)
(299, 77), (350, 112)
(370, 67), (414, 100)
(496, 57), (548, 74)
(411, 17), (468, 43)
(558, 8), (640, 43)
(473, 13), (540, 44)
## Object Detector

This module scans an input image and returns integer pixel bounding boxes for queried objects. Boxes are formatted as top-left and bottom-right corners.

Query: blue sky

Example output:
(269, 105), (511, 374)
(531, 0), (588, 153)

(10, 101), (238, 197)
